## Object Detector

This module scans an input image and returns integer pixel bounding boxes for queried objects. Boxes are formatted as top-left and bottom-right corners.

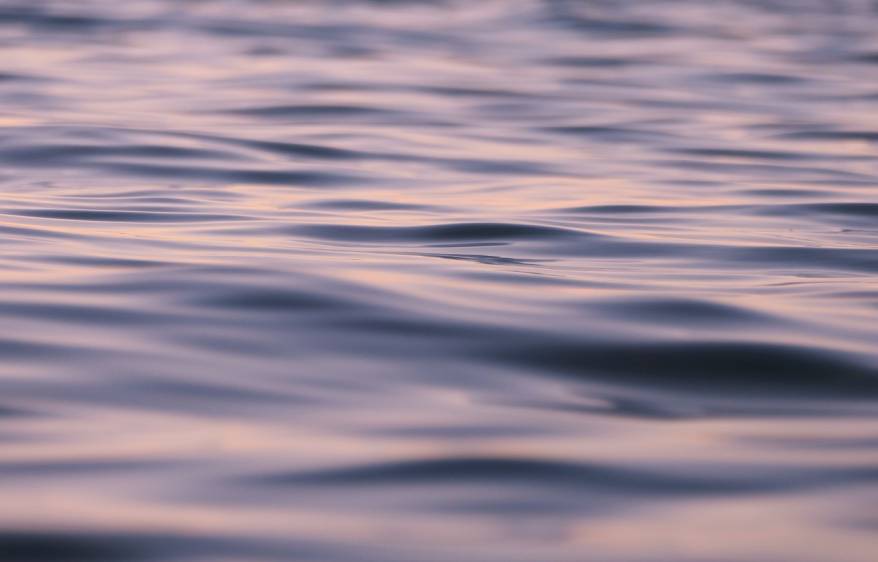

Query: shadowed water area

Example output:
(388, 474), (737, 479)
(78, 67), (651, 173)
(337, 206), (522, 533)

(1, 1), (877, 560)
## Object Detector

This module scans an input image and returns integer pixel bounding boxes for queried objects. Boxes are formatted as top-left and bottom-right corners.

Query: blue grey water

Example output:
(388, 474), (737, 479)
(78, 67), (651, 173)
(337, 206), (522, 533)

(1, 1), (877, 561)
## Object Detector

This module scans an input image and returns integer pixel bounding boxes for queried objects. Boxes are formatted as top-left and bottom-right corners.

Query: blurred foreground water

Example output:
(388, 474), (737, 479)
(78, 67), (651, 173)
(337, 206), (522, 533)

(1, 1), (877, 561)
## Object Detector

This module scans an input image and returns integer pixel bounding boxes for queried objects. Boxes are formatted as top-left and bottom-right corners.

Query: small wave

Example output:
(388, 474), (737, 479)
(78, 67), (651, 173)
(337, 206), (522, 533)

(6, 209), (245, 223)
(502, 339), (878, 399)
(222, 104), (404, 119)
(583, 297), (781, 326)
(289, 222), (592, 243)
(250, 455), (878, 496)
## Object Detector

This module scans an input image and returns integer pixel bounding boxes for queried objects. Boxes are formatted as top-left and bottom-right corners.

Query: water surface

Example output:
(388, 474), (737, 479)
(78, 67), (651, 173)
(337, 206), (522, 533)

(1, 1), (877, 561)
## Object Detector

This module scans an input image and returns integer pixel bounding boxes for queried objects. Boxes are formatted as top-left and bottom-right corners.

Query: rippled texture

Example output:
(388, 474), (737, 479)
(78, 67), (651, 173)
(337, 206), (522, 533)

(1, 1), (877, 561)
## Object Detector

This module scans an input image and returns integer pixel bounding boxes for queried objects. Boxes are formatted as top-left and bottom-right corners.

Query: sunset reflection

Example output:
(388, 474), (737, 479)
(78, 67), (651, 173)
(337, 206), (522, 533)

(1, 1), (877, 562)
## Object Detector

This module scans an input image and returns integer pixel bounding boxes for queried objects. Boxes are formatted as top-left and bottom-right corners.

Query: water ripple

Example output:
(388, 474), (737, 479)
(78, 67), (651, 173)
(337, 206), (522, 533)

(1, 1), (877, 562)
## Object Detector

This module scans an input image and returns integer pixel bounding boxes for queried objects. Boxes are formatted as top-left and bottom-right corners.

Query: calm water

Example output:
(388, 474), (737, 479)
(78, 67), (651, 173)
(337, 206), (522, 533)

(1, 1), (877, 560)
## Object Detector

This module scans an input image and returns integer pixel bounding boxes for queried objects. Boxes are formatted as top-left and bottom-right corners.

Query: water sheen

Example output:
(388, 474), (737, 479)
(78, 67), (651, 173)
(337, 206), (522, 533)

(1, 1), (877, 561)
